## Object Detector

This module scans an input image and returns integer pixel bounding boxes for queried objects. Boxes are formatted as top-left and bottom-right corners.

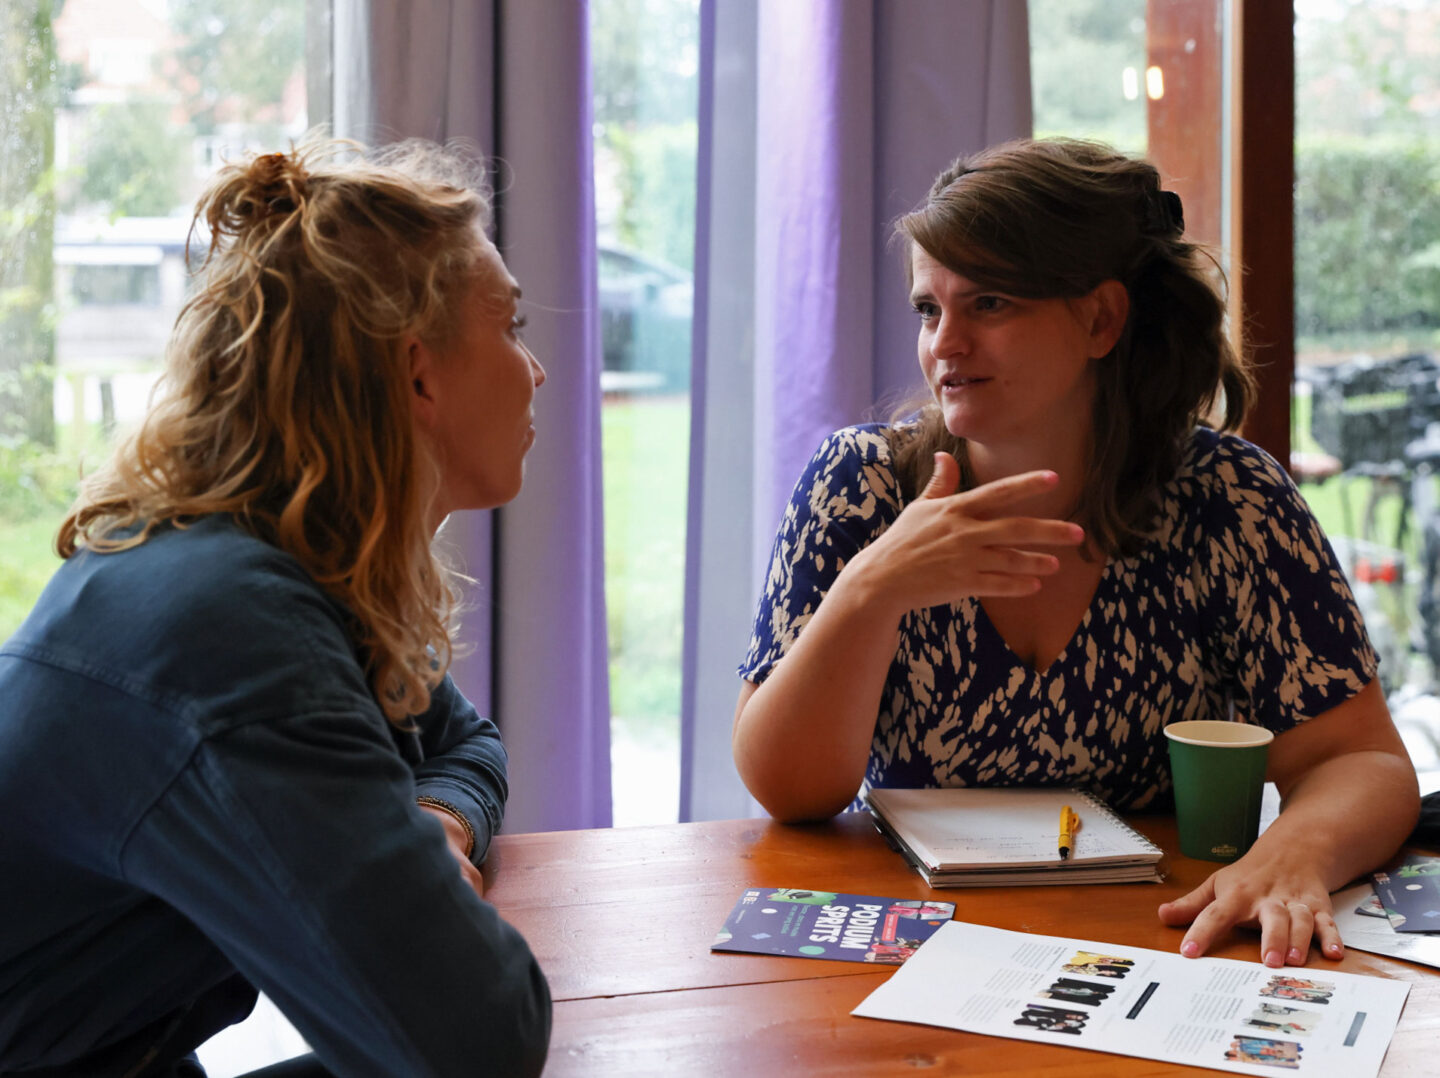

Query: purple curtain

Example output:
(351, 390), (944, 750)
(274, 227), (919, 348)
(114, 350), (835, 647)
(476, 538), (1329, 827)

(336, 0), (612, 833)
(679, 0), (1032, 822)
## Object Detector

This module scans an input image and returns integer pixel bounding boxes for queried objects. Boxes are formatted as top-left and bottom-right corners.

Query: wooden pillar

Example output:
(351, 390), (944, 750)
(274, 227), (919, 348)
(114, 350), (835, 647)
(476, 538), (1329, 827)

(1229, 0), (1295, 467)
(1145, 0), (1225, 252)
(1146, 0), (1294, 467)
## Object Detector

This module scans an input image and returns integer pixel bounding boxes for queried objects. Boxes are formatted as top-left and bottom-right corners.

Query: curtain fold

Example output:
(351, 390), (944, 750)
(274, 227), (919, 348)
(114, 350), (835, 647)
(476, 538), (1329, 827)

(679, 0), (1032, 822)
(335, 0), (612, 833)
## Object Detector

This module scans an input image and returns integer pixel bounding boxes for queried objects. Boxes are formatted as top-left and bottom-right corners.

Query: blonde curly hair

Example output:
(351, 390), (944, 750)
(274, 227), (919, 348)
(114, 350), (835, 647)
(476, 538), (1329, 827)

(58, 134), (493, 724)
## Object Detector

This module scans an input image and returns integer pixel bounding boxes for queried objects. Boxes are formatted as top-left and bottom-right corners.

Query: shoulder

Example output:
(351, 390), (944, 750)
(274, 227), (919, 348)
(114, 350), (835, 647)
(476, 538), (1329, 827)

(785, 423), (905, 525)
(1172, 429), (1342, 579)
(1161, 428), (1296, 530)
(83, 516), (342, 635)
(1176, 427), (1293, 495)
(807, 423), (897, 472)
(11, 516), (369, 724)
(800, 423), (903, 492)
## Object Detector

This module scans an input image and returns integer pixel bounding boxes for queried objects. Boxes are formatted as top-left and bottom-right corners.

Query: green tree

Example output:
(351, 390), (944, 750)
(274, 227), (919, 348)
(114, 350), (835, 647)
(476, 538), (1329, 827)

(592, 0), (699, 129)
(72, 102), (189, 217)
(1028, 0), (1147, 147)
(0, 0), (60, 447)
(168, 0), (305, 135)
(1297, 0), (1440, 140)
(592, 0), (700, 269)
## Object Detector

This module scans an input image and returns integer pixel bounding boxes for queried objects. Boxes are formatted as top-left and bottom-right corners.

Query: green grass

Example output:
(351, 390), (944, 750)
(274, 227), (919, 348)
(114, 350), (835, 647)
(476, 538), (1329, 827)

(0, 515), (63, 641)
(601, 394), (690, 733)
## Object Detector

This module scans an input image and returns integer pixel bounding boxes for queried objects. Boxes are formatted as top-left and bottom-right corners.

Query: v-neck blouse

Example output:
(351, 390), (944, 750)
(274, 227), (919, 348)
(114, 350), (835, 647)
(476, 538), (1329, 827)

(739, 424), (1378, 811)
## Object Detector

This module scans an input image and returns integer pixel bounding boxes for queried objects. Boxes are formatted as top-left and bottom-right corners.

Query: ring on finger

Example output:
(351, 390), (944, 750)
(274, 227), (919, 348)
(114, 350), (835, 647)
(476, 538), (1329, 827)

(1288, 902), (1312, 914)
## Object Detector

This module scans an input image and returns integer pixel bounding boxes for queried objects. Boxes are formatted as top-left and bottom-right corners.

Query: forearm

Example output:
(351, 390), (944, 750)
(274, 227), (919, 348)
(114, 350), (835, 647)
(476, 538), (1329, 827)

(1159, 682), (1420, 962)
(733, 553), (906, 821)
(1252, 748), (1419, 888)
(414, 679), (509, 859)
(131, 728), (551, 1076)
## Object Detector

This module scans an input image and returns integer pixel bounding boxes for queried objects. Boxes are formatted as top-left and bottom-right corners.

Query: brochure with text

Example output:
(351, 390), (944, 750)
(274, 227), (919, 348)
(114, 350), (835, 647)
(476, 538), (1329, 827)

(1331, 880), (1440, 970)
(1371, 853), (1440, 932)
(853, 921), (1408, 1077)
(711, 887), (956, 965)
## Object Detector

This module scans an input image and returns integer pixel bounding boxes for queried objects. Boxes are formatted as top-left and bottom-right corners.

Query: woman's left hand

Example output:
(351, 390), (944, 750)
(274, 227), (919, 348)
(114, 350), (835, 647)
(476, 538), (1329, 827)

(1157, 855), (1343, 967)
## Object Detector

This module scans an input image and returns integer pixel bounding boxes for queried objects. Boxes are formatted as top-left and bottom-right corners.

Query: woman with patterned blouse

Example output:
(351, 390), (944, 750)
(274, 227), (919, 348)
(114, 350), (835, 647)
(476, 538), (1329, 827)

(732, 138), (1419, 969)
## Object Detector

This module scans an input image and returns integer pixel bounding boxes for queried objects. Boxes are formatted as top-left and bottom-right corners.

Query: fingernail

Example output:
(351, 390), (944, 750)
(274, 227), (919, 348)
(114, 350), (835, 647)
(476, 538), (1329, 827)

(1181, 941), (1199, 958)
(1264, 951), (1283, 968)
(1328, 942), (1343, 956)
(1288, 947), (1304, 965)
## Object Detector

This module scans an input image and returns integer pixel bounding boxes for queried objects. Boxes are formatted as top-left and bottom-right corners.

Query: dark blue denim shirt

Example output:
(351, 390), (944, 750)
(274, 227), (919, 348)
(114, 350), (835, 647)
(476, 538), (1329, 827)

(0, 517), (550, 1076)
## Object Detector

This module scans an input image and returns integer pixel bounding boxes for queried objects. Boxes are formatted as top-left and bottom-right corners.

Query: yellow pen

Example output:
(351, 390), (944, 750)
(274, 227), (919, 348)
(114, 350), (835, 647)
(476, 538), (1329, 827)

(1058, 805), (1079, 860)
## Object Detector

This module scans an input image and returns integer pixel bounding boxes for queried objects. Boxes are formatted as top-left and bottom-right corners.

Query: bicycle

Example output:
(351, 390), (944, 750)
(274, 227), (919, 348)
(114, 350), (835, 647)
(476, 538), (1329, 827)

(1294, 351), (1440, 697)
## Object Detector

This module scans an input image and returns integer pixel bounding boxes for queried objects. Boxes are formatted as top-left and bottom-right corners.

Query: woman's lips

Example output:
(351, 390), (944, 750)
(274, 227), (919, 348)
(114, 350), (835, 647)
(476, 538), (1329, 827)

(939, 376), (990, 393)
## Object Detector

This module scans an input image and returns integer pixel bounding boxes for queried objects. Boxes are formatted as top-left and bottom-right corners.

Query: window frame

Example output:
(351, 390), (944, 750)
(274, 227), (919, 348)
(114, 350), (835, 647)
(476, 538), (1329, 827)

(1230, 0), (1294, 468)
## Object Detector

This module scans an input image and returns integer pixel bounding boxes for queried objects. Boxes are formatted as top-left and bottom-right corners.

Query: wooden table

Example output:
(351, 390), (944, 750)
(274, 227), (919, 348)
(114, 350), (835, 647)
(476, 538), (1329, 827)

(482, 814), (1439, 1076)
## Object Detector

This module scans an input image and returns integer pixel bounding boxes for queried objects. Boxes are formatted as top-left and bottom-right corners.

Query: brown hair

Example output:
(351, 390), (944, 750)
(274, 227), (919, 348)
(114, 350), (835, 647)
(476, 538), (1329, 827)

(890, 137), (1254, 556)
(58, 134), (492, 723)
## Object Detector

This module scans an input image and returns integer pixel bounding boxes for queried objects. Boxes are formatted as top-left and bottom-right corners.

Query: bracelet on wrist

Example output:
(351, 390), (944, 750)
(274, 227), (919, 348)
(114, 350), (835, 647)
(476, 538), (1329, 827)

(416, 796), (476, 859)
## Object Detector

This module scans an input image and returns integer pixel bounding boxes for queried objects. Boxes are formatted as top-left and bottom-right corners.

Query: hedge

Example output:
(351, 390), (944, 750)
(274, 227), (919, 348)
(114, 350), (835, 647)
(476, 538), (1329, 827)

(1296, 137), (1440, 341)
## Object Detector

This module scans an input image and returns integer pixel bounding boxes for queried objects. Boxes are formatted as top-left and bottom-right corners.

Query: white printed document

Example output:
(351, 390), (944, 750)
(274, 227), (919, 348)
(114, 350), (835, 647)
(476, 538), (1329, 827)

(853, 921), (1409, 1077)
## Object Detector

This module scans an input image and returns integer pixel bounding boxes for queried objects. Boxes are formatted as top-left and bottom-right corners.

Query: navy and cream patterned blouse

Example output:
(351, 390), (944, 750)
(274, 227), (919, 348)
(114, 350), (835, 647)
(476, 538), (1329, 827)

(739, 424), (1378, 811)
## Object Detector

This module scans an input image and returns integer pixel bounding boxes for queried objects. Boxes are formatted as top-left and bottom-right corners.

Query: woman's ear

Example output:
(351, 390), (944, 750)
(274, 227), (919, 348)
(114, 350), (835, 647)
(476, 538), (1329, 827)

(407, 335), (440, 430)
(1083, 279), (1130, 358)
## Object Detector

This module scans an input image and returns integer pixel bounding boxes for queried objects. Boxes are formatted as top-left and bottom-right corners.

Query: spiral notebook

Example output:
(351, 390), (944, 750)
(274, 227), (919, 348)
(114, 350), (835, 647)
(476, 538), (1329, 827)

(865, 787), (1164, 887)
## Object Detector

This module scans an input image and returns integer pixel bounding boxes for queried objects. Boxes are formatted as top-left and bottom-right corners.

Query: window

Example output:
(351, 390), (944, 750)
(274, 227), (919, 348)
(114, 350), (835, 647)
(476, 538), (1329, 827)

(591, 0), (701, 827)
(1031, 0), (1227, 252)
(1290, 0), (1440, 709)
(1030, 0), (1149, 149)
(0, 4), (314, 1065)
(0, 0), (308, 644)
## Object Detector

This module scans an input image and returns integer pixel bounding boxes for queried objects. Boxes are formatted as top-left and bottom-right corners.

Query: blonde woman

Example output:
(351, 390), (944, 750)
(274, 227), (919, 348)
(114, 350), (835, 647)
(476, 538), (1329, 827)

(733, 138), (1418, 969)
(0, 139), (549, 1076)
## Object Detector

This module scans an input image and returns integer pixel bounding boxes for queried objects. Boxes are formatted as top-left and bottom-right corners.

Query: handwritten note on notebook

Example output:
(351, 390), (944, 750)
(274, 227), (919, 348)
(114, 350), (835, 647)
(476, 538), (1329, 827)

(865, 787), (1164, 887)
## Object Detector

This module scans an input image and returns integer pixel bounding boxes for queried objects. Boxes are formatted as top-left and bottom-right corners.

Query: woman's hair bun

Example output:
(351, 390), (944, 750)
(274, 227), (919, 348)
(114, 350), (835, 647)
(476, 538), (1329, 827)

(207, 149), (310, 241)
(246, 150), (308, 218)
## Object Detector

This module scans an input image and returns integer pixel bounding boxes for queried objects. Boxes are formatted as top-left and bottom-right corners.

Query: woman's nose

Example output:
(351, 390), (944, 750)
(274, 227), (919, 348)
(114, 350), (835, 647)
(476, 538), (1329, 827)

(530, 352), (547, 387)
(929, 313), (969, 359)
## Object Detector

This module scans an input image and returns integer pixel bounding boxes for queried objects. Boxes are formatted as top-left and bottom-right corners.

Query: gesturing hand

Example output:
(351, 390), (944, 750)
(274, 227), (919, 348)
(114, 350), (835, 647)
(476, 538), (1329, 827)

(853, 451), (1086, 614)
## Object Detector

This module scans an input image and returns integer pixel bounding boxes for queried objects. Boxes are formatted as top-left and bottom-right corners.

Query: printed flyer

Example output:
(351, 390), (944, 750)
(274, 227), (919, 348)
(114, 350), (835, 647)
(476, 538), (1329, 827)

(852, 921), (1409, 1077)
(711, 887), (955, 965)
(1331, 880), (1440, 970)
(1370, 854), (1440, 932)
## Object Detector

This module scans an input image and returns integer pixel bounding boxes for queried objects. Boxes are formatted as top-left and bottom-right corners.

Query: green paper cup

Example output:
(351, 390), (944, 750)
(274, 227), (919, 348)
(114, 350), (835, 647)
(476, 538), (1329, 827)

(1164, 720), (1274, 862)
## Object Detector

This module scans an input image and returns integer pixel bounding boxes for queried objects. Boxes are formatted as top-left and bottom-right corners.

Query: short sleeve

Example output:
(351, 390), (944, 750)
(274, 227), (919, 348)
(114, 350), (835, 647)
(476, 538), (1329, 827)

(1193, 435), (1378, 732)
(738, 425), (905, 684)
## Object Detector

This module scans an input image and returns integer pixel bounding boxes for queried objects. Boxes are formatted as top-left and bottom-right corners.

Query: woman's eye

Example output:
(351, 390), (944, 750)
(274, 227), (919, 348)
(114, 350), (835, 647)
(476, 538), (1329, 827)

(975, 295), (1006, 313)
(912, 302), (938, 322)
